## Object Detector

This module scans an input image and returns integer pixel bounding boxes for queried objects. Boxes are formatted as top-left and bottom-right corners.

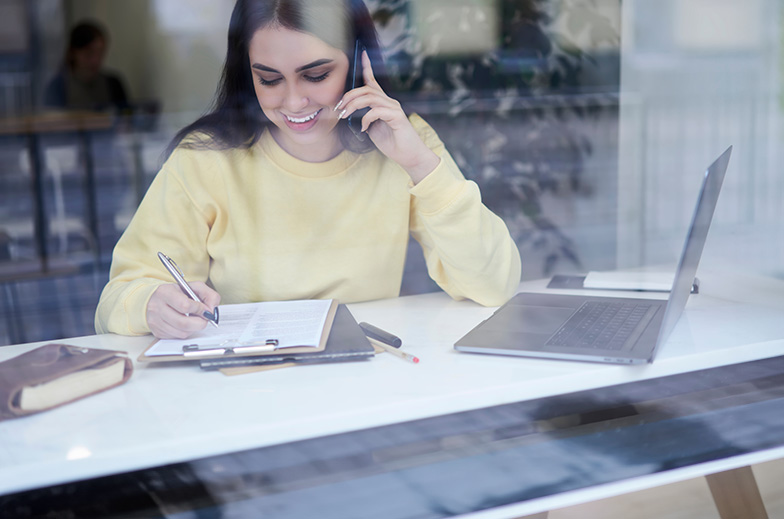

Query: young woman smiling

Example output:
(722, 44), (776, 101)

(95, 0), (521, 339)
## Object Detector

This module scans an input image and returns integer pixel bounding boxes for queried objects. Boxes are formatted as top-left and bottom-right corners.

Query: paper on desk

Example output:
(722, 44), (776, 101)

(145, 300), (334, 356)
(583, 271), (675, 292)
(220, 362), (298, 376)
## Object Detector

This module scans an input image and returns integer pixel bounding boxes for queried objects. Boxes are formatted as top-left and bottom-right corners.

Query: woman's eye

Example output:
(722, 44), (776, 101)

(304, 72), (330, 83)
(258, 76), (282, 86)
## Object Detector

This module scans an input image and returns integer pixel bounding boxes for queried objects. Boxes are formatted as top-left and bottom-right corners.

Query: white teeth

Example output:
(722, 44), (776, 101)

(286, 109), (321, 123)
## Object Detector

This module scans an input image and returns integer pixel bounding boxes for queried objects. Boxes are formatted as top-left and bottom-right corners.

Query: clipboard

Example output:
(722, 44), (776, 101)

(138, 299), (339, 363)
(200, 304), (376, 372)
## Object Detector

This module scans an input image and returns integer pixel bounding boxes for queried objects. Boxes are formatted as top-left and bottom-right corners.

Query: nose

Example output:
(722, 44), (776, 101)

(283, 83), (309, 113)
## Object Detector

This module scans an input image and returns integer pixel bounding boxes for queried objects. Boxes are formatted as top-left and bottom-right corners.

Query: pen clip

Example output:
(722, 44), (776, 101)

(160, 252), (184, 277)
(169, 256), (184, 277)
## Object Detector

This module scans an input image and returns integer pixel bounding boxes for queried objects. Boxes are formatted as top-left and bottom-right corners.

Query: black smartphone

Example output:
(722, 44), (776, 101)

(347, 40), (369, 141)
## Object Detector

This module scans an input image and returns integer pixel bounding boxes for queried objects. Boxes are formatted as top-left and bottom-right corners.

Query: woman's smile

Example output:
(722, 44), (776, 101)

(282, 108), (323, 130)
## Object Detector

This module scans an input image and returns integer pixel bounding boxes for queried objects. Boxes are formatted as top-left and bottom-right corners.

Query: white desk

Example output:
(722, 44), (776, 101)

(1, 269), (784, 517)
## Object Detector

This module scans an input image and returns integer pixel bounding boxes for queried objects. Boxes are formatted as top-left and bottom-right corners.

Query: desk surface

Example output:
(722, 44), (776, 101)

(1, 270), (784, 517)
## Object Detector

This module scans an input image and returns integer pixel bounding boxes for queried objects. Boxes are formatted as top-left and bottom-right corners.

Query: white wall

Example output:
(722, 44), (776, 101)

(618, 0), (784, 278)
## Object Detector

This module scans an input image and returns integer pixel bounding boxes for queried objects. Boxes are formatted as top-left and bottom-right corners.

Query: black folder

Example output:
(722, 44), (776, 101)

(198, 304), (374, 370)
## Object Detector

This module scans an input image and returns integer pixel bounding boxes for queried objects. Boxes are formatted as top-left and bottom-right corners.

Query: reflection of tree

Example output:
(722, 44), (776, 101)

(370, 0), (620, 276)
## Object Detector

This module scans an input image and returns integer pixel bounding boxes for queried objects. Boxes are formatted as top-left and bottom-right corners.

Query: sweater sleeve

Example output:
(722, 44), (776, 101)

(407, 114), (521, 307)
(94, 148), (215, 335)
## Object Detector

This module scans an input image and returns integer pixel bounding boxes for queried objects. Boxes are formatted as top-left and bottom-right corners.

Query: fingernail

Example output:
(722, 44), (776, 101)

(203, 310), (215, 321)
(214, 307), (219, 323)
(334, 99), (343, 111)
(339, 109), (347, 119)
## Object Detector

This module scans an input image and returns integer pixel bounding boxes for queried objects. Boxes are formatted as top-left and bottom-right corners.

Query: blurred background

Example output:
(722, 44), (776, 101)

(0, 0), (781, 346)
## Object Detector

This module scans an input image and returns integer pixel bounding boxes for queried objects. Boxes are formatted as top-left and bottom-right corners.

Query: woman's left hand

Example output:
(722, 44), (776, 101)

(337, 50), (439, 184)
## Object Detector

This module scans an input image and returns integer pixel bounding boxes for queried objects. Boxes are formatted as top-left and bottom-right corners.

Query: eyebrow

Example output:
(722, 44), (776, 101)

(251, 59), (334, 74)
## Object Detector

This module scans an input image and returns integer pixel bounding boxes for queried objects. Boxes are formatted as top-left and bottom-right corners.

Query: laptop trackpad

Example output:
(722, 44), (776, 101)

(490, 305), (575, 335)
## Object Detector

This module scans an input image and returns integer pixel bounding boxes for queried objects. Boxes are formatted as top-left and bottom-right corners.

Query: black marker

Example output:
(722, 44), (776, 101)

(359, 322), (402, 348)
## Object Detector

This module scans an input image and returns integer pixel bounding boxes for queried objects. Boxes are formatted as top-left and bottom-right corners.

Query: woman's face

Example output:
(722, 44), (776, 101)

(248, 26), (350, 159)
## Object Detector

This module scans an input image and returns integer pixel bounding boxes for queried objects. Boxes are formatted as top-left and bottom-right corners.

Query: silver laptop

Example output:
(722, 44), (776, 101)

(455, 146), (732, 364)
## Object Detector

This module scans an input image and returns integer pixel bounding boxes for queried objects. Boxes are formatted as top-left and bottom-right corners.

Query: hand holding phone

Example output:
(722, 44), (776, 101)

(335, 41), (440, 183)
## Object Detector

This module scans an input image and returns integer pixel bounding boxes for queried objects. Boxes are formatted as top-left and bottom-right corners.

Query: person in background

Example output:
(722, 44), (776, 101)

(44, 19), (129, 113)
(95, 0), (521, 339)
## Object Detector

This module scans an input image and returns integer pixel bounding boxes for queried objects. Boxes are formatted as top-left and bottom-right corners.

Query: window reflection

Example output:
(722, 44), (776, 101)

(0, 1), (780, 345)
(5, 353), (784, 517)
(1, 3), (784, 519)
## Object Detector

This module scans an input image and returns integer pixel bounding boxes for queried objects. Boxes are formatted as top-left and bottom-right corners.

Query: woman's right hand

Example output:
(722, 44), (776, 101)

(146, 282), (221, 339)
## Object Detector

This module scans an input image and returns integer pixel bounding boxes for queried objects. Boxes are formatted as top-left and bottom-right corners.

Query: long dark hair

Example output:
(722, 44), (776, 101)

(166, 0), (388, 158)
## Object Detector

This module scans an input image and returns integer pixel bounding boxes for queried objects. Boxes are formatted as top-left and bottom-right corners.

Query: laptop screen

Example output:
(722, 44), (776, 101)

(655, 146), (732, 348)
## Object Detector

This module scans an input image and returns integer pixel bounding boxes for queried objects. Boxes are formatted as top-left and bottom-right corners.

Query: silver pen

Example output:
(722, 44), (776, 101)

(157, 251), (219, 327)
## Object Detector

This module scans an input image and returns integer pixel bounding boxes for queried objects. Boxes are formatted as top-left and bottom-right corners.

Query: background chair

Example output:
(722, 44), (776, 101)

(0, 144), (102, 345)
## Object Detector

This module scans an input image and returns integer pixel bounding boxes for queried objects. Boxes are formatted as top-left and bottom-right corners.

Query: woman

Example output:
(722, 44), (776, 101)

(44, 20), (129, 112)
(95, 0), (521, 339)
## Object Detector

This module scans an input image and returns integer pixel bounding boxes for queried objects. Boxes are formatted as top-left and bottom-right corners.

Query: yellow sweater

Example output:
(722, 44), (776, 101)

(95, 115), (521, 335)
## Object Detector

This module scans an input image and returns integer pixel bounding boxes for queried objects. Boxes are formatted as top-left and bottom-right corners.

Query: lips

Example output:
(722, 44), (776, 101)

(280, 108), (323, 132)
(285, 109), (322, 123)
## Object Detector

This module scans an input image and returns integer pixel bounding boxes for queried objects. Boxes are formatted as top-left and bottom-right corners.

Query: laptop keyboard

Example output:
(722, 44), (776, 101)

(545, 301), (658, 351)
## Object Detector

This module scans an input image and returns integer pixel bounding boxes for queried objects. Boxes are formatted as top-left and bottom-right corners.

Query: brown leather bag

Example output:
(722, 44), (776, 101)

(0, 344), (133, 421)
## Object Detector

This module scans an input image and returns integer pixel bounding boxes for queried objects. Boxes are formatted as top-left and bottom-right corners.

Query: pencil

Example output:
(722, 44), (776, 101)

(367, 338), (420, 364)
